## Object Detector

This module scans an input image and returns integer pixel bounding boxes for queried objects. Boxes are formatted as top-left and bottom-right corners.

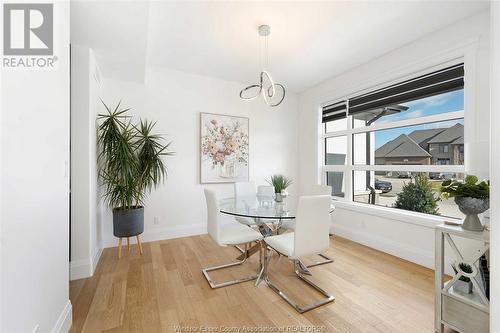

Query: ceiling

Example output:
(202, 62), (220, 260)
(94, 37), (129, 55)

(71, 1), (489, 93)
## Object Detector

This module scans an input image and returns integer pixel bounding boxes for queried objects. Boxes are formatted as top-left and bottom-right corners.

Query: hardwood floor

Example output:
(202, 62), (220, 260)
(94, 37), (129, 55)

(70, 235), (451, 333)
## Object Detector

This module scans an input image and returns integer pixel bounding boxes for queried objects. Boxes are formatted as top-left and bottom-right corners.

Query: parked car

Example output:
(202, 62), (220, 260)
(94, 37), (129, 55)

(429, 172), (455, 180)
(375, 179), (392, 193)
(397, 171), (412, 179)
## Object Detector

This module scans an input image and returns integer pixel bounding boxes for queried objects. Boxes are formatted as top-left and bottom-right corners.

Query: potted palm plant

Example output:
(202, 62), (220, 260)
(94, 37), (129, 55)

(440, 175), (489, 231)
(268, 174), (293, 202)
(97, 101), (173, 253)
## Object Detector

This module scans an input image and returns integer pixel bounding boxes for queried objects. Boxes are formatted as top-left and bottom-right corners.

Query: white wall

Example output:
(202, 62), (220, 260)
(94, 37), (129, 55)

(489, 2), (500, 329)
(70, 45), (103, 280)
(99, 67), (299, 247)
(298, 11), (491, 270)
(0, 2), (72, 332)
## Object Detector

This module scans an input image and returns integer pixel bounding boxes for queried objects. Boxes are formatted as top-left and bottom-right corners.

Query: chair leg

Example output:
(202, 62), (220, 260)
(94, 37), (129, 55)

(202, 243), (260, 289)
(264, 257), (334, 313)
(306, 253), (334, 268)
(234, 244), (245, 253)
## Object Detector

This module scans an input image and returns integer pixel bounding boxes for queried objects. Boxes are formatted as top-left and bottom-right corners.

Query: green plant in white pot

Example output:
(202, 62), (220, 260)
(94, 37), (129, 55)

(97, 101), (174, 255)
(267, 174), (293, 202)
(452, 262), (474, 294)
(440, 175), (489, 231)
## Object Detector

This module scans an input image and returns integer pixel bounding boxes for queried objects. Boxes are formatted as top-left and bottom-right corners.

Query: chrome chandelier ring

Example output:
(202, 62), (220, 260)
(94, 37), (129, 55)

(239, 25), (286, 108)
(266, 83), (285, 107)
(239, 71), (285, 107)
(239, 84), (261, 100)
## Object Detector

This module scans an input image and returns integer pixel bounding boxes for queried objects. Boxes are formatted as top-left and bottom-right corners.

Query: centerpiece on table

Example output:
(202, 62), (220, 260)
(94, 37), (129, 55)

(440, 175), (490, 231)
(268, 174), (293, 202)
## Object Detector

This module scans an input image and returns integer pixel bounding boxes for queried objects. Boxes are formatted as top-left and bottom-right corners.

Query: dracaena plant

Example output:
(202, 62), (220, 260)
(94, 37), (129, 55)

(97, 100), (174, 210)
(440, 175), (489, 200)
(267, 174), (293, 194)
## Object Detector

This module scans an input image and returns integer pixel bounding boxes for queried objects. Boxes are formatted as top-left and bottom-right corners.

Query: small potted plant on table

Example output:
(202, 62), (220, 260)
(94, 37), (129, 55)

(98, 101), (174, 258)
(440, 175), (489, 231)
(452, 262), (474, 294)
(268, 174), (293, 202)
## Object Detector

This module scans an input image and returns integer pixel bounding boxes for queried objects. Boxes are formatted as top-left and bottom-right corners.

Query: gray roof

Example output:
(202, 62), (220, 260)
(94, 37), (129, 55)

(375, 134), (431, 158)
(452, 136), (464, 144)
(408, 128), (444, 145)
(427, 123), (464, 144)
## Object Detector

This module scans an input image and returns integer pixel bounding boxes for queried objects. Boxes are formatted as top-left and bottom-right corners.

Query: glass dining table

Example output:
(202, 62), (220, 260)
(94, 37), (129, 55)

(219, 194), (334, 275)
(220, 194), (297, 236)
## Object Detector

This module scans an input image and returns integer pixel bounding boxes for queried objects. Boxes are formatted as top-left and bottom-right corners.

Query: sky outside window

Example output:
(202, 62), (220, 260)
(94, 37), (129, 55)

(374, 89), (464, 149)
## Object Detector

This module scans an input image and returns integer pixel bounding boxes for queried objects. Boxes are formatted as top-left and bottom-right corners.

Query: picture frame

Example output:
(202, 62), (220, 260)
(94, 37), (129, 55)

(200, 112), (249, 184)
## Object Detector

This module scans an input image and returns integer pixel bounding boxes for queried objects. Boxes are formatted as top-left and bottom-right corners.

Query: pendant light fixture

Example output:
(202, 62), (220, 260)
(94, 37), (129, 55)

(239, 25), (286, 107)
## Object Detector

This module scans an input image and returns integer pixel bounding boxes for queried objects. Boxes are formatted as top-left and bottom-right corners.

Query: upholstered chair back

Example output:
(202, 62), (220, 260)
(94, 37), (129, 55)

(293, 195), (331, 258)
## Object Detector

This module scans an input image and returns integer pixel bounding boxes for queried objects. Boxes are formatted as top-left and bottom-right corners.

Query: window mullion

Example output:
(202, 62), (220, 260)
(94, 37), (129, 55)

(321, 110), (464, 139)
(351, 164), (465, 173)
(345, 101), (353, 202)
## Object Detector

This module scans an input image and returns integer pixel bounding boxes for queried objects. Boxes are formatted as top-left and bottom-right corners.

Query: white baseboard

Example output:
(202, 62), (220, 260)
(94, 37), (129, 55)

(70, 258), (92, 280)
(51, 300), (72, 333)
(102, 223), (207, 248)
(331, 223), (454, 274)
(91, 246), (103, 274)
(70, 247), (103, 280)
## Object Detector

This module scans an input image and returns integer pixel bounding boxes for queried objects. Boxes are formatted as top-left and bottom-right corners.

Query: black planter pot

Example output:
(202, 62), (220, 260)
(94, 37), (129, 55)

(113, 206), (144, 238)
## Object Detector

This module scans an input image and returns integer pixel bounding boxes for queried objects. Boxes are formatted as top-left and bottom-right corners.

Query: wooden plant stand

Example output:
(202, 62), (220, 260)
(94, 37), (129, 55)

(118, 235), (143, 259)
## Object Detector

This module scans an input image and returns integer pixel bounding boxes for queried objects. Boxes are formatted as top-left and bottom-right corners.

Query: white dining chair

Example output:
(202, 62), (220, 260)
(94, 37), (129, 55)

(202, 189), (264, 289)
(235, 181), (257, 197)
(280, 184), (334, 268)
(234, 182), (257, 227)
(307, 184), (333, 196)
(262, 195), (335, 313)
(257, 185), (275, 198)
(281, 184), (332, 230)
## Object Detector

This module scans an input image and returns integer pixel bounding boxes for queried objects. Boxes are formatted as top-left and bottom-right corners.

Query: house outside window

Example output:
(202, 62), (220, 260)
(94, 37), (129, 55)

(439, 144), (449, 153)
(321, 63), (465, 219)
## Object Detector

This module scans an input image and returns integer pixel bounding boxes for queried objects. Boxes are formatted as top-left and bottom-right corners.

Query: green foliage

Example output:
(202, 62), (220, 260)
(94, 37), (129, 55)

(452, 262), (473, 283)
(97, 100), (174, 209)
(394, 173), (440, 215)
(267, 174), (293, 193)
(439, 174), (490, 200)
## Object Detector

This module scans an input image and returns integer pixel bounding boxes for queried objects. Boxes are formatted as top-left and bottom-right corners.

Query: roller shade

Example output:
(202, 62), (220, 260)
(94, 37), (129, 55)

(349, 63), (464, 115)
(322, 101), (347, 123)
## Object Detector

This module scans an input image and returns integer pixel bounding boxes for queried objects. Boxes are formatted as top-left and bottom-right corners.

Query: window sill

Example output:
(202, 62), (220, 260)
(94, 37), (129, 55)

(331, 200), (461, 229)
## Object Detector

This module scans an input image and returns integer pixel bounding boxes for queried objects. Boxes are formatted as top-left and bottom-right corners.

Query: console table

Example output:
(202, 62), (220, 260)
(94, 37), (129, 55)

(435, 223), (489, 333)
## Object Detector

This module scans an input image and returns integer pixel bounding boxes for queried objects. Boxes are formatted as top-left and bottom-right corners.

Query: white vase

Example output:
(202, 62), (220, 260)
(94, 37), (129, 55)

(455, 197), (489, 231)
(218, 160), (238, 178)
(454, 280), (473, 294)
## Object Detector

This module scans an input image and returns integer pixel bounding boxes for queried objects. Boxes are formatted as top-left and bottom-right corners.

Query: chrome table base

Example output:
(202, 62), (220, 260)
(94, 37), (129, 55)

(203, 220), (335, 313)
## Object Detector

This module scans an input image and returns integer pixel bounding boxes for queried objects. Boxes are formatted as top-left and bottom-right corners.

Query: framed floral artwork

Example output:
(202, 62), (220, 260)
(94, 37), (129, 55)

(200, 113), (249, 183)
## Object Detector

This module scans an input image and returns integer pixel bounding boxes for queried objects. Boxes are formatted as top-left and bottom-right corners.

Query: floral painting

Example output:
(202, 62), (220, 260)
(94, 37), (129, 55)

(200, 113), (249, 183)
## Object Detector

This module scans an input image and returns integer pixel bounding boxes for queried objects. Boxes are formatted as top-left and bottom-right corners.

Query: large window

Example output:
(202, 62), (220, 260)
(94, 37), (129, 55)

(321, 63), (465, 219)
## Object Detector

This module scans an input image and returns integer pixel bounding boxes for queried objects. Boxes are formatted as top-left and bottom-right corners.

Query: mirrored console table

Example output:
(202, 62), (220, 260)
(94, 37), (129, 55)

(435, 223), (489, 333)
